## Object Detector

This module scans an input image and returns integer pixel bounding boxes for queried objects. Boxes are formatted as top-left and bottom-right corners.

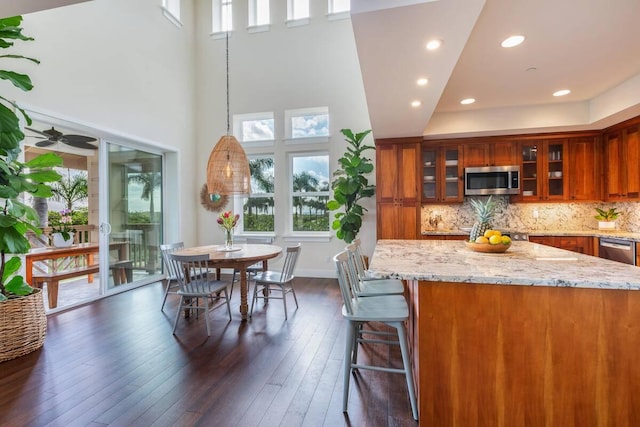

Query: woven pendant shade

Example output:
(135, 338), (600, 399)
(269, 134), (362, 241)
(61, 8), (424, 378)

(206, 134), (251, 196)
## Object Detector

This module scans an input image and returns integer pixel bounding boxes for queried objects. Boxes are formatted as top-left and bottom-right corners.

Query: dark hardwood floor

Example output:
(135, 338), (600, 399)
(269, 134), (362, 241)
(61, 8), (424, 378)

(0, 277), (418, 427)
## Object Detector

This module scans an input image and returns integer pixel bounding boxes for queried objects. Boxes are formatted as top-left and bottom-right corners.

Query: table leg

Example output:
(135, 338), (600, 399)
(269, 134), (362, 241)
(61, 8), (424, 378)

(240, 266), (248, 321)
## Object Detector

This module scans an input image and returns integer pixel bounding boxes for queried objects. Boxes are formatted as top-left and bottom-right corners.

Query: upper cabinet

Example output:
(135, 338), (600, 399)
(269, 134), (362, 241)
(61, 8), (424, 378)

(376, 138), (421, 239)
(603, 122), (640, 201)
(464, 141), (518, 167)
(422, 143), (464, 203)
(516, 139), (568, 201)
(568, 136), (600, 201)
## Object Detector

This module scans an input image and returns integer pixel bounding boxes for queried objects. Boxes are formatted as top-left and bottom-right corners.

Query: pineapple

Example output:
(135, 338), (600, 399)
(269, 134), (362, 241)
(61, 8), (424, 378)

(469, 196), (497, 242)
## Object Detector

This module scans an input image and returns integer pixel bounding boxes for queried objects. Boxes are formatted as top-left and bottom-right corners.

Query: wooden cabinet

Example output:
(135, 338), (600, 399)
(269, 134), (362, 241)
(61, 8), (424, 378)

(464, 141), (517, 167)
(517, 139), (568, 201)
(568, 136), (600, 201)
(421, 234), (468, 240)
(422, 144), (464, 203)
(603, 123), (640, 200)
(376, 139), (421, 239)
(529, 235), (595, 256)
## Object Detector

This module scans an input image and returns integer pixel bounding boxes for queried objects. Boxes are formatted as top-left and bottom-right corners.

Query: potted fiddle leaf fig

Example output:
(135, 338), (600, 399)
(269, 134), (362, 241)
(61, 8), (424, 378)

(327, 129), (376, 243)
(0, 15), (63, 363)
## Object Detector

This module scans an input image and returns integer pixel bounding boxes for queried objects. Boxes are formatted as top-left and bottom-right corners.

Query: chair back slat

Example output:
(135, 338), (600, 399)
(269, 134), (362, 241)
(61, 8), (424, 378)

(333, 250), (355, 315)
(167, 252), (213, 293)
(280, 243), (302, 281)
(160, 242), (185, 281)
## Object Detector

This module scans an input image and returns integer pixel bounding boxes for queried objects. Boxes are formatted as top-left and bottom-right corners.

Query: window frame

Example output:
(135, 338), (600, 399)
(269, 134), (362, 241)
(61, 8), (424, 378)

(234, 154), (276, 236)
(286, 0), (310, 27)
(248, 0), (271, 32)
(327, 0), (350, 20)
(162, 0), (183, 27)
(286, 151), (331, 240)
(212, 0), (234, 35)
(284, 107), (330, 145)
(233, 111), (276, 148)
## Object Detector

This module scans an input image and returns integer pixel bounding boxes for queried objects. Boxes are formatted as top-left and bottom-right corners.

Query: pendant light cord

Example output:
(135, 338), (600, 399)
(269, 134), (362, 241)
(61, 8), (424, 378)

(226, 29), (230, 135)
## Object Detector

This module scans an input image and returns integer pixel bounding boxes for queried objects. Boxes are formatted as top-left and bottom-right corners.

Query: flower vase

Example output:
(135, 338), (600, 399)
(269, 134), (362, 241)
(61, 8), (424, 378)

(52, 232), (74, 248)
(224, 229), (234, 250)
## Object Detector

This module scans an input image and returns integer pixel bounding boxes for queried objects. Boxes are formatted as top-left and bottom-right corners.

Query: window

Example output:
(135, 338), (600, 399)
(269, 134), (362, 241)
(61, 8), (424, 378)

(162, 0), (182, 26)
(249, 0), (270, 28)
(288, 0), (309, 21)
(290, 153), (330, 233)
(285, 107), (329, 143)
(329, 0), (350, 14)
(233, 112), (275, 145)
(237, 155), (275, 233)
(213, 0), (233, 33)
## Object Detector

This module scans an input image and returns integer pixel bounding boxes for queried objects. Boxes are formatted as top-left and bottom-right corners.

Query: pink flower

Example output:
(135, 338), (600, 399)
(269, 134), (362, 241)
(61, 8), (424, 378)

(218, 211), (238, 231)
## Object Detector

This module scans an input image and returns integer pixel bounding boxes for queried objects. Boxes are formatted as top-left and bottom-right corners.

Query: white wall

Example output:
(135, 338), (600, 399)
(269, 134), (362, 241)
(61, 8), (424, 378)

(193, 0), (373, 277)
(5, 0), (198, 246)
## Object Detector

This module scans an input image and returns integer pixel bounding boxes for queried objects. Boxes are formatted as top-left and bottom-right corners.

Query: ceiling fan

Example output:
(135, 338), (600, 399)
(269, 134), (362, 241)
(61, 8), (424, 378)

(25, 126), (98, 150)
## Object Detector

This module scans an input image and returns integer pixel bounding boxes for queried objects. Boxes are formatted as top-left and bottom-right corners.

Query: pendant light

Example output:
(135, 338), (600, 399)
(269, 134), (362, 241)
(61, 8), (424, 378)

(206, 27), (251, 199)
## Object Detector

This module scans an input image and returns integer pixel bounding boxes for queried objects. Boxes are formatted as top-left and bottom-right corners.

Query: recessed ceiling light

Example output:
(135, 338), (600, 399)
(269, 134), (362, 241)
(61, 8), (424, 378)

(426, 39), (442, 50)
(460, 98), (476, 105)
(411, 100), (422, 108)
(553, 89), (571, 97)
(417, 78), (428, 86)
(501, 35), (525, 48)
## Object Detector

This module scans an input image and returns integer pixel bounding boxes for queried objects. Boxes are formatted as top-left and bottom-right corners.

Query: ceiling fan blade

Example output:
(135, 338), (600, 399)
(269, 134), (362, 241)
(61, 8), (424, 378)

(35, 140), (56, 147)
(25, 127), (50, 137)
(64, 134), (97, 144)
(63, 140), (98, 150)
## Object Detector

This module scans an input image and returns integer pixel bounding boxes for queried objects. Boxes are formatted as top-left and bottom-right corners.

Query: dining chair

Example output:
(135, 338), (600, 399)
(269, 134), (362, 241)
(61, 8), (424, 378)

(334, 250), (418, 421)
(229, 237), (273, 298)
(249, 243), (301, 320)
(167, 253), (232, 336)
(345, 240), (405, 297)
(159, 241), (184, 311)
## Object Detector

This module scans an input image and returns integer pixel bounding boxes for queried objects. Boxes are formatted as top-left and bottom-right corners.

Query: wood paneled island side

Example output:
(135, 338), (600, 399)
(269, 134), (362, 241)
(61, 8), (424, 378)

(369, 239), (640, 426)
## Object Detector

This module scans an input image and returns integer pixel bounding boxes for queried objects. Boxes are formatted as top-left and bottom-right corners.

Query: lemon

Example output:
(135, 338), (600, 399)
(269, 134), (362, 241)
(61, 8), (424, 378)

(501, 236), (512, 245)
(475, 236), (489, 244)
(483, 229), (494, 238)
(489, 235), (502, 245)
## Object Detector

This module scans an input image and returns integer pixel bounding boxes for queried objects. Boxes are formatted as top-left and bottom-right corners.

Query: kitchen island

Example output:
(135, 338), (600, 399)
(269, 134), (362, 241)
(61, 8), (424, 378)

(369, 239), (640, 426)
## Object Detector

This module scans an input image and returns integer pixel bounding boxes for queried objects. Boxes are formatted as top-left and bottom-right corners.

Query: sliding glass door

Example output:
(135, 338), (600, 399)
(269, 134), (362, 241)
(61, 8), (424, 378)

(101, 143), (164, 290)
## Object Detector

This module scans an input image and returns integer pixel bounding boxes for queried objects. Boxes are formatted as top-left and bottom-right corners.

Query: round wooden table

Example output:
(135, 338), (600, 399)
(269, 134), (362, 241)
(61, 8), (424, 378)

(175, 243), (282, 320)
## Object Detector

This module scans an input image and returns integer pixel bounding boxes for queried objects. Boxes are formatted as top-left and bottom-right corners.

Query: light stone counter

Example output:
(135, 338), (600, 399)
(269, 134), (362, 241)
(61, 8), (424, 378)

(422, 228), (640, 241)
(368, 239), (640, 290)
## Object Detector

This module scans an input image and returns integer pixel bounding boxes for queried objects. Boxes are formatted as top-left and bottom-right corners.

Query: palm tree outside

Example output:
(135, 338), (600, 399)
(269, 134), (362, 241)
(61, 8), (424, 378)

(128, 172), (162, 223)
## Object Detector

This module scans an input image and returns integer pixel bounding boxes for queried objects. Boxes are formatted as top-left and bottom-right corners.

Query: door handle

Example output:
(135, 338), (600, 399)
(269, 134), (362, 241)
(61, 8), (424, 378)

(100, 222), (112, 235)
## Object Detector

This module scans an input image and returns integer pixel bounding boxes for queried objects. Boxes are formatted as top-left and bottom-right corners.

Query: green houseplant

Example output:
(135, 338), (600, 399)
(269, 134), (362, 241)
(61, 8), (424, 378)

(594, 207), (620, 230)
(0, 16), (63, 362)
(327, 129), (376, 243)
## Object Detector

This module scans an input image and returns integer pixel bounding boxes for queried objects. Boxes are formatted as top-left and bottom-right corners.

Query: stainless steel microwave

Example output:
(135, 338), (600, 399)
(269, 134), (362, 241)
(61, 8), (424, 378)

(464, 165), (520, 195)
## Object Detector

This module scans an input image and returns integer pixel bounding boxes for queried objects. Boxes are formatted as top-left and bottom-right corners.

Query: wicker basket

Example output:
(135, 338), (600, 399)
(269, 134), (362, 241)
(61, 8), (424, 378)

(0, 288), (47, 363)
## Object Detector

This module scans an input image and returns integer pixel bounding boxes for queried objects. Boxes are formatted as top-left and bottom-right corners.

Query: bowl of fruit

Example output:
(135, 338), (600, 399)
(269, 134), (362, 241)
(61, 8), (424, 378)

(465, 229), (512, 253)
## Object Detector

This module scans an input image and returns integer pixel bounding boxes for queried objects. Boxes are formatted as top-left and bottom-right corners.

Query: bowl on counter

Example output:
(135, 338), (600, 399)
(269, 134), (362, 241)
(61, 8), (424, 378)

(465, 241), (512, 253)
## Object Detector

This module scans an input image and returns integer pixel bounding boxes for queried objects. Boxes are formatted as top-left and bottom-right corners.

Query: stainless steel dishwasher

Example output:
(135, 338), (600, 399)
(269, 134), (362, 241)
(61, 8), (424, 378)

(598, 237), (636, 265)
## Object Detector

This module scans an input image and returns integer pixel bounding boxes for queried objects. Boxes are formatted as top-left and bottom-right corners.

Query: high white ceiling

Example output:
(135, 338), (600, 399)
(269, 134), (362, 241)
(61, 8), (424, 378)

(352, 0), (640, 139)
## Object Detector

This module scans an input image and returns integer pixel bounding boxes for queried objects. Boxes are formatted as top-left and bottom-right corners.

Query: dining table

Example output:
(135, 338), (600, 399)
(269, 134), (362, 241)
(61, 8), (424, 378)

(174, 243), (282, 320)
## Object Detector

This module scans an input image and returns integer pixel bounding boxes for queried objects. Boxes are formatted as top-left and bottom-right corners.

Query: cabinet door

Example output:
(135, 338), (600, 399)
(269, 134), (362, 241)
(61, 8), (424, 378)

(545, 140), (568, 201)
(377, 203), (398, 239)
(442, 146), (463, 202)
(464, 144), (489, 167)
(399, 143), (420, 202)
(624, 125), (640, 198)
(518, 141), (542, 201)
(569, 136), (599, 201)
(422, 146), (438, 202)
(376, 144), (398, 203)
(491, 141), (517, 165)
(604, 131), (623, 200)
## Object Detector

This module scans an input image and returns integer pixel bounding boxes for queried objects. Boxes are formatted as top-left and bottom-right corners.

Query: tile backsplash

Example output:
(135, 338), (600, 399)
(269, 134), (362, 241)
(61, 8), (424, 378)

(422, 197), (640, 232)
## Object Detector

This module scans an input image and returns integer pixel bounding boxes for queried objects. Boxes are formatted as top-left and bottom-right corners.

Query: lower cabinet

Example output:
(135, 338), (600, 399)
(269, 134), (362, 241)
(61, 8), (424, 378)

(529, 235), (595, 256)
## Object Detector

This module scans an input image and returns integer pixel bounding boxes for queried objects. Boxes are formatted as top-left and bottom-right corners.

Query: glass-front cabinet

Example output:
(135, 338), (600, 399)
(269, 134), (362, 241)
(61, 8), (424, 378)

(422, 144), (463, 203)
(518, 139), (567, 201)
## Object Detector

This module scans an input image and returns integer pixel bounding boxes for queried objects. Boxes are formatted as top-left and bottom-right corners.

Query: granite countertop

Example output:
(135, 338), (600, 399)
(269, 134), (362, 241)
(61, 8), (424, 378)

(422, 229), (640, 241)
(368, 239), (640, 290)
